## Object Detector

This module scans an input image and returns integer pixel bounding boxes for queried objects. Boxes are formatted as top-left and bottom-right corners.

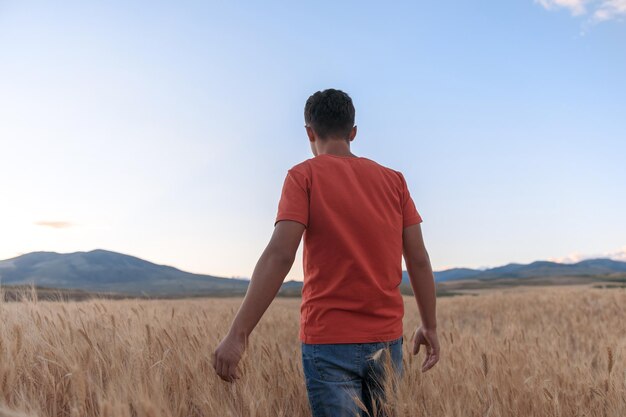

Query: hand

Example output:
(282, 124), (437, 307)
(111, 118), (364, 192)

(212, 331), (246, 383)
(410, 326), (440, 372)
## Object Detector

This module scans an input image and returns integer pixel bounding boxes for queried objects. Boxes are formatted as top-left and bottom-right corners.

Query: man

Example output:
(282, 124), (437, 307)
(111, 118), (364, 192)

(213, 88), (440, 417)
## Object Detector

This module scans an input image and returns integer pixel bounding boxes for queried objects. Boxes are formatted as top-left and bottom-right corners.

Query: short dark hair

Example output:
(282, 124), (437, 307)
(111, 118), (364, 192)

(304, 89), (355, 140)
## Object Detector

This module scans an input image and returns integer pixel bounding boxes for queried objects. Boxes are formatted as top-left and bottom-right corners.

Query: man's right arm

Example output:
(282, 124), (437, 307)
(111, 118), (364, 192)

(402, 223), (440, 372)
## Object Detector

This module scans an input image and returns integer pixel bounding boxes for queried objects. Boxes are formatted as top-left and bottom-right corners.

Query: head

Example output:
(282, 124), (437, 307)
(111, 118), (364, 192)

(304, 88), (357, 155)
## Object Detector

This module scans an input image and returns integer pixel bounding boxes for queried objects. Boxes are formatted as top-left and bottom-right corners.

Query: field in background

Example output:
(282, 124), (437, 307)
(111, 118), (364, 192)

(0, 286), (624, 417)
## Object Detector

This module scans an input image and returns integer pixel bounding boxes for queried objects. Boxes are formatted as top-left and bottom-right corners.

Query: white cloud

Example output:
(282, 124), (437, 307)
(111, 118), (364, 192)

(547, 252), (587, 263)
(547, 246), (626, 263)
(593, 0), (626, 21)
(536, 0), (589, 16)
(608, 246), (626, 261)
(536, 0), (626, 21)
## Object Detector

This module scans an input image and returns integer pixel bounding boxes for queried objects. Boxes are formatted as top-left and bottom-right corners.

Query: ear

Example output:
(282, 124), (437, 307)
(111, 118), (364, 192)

(305, 125), (316, 142)
(348, 125), (357, 141)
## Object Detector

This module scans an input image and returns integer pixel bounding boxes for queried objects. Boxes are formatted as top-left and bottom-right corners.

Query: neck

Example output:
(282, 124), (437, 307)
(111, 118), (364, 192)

(316, 140), (355, 157)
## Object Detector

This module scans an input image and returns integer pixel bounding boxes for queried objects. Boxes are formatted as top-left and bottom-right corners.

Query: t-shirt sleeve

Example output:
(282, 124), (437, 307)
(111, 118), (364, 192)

(399, 172), (422, 228)
(274, 169), (309, 228)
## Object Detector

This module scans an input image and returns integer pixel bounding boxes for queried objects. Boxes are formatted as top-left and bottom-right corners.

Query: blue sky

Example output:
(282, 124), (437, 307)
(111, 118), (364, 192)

(0, 1), (624, 281)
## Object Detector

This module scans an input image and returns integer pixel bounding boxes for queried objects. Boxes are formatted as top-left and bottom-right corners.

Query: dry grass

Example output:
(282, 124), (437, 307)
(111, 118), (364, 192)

(0, 286), (624, 416)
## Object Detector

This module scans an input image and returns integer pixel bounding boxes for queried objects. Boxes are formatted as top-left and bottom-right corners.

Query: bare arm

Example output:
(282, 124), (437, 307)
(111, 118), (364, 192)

(402, 223), (440, 371)
(403, 223), (437, 329)
(212, 220), (306, 382)
(228, 220), (304, 340)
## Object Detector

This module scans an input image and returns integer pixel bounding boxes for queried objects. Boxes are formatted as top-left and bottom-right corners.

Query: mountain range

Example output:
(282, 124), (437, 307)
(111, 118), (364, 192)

(406, 258), (626, 283)
(0, 250), (248, 296)
(1, 249), (625, 297)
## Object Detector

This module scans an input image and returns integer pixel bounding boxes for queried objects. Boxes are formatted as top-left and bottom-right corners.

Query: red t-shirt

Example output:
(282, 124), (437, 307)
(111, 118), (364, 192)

(274, 153), (422, 344)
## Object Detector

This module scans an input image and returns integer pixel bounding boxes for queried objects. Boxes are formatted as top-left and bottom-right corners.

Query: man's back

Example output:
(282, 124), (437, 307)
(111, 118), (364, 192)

(214, 89), (438, 417)
(275, 153), (422, 343)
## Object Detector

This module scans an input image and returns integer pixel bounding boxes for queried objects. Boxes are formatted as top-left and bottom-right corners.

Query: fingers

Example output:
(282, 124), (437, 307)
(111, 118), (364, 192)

(217, 359), (227, 381)
(421, 348), (432, 371)
(217, 359), (234, 382)
(213, 350), (236, 383)
(213, 334), (246, 383)
(421, 338), (440, 372)
(412, 327), (441, 372)
(227, 363), (240, 381)
(422, 351), (440, 372)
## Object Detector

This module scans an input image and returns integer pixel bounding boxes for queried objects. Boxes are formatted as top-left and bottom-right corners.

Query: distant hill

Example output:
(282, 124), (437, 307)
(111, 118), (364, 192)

(402, 258), (626, 284)
(0, 250), (251, 296)
(1, 250), (625, 298)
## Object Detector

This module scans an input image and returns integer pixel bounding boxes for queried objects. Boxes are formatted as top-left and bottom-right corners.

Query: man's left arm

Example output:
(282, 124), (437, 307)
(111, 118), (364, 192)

(212, 219), (305, 383)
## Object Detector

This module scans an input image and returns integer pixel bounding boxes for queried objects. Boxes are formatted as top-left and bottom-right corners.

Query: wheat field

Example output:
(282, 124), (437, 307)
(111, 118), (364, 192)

(0, 286), (624, 417)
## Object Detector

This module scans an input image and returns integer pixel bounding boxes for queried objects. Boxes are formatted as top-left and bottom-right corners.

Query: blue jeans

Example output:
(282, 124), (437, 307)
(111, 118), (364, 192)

(301, 336), (404, 417)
